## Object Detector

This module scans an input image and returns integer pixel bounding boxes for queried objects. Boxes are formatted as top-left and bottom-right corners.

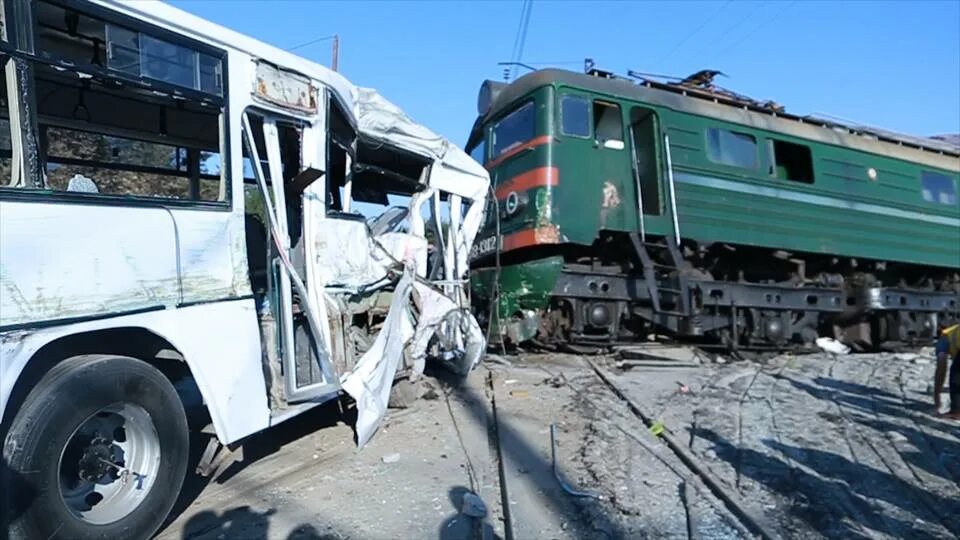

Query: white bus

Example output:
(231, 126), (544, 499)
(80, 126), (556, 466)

(0, 1), (489, 538)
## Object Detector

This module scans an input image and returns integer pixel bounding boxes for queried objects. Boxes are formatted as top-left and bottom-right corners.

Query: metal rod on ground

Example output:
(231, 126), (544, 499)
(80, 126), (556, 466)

(487, 372), (515, 540)
(550, 423), (602, 499)
(586, 359), (777, 540)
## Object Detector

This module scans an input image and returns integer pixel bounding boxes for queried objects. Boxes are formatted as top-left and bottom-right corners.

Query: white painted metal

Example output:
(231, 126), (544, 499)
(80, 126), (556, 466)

(664, 134), (681, 247)
(629, 127), (646, 241)
(1, 0), (490, 453)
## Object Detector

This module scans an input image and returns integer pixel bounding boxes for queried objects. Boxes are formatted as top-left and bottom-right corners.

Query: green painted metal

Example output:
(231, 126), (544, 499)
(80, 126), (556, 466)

(467, 71), (959, 337)
(470, 256), (564, 331)
(469, 71), (960, 270)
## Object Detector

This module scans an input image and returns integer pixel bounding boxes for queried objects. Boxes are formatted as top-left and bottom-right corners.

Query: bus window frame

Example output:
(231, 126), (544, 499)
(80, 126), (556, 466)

(0, 0), (233, 211)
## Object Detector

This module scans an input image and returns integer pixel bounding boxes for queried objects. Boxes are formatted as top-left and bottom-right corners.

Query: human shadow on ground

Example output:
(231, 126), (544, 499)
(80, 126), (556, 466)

(177, 505), (345, 539)
(694, 427), (956, 540)
(162, 399), (354, 535)
(777, 370), (960, 478)
(427, 365), (624, 540)
(438, 485), (501, 540)
(776, 374), (956, 437)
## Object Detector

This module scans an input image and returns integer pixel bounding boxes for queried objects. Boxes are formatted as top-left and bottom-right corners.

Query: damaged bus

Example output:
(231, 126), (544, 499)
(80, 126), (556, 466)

(0, 1), (488, 538)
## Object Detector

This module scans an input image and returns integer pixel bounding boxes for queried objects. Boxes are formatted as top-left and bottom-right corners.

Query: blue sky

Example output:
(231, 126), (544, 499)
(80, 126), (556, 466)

(170, 0), (960, 148)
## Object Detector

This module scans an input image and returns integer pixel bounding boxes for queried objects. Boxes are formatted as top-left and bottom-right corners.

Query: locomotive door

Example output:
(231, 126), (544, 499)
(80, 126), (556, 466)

(628, 107), (669, 238)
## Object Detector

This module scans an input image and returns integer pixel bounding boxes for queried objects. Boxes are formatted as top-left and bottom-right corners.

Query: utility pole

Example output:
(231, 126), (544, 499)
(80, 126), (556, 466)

(331, 34), (339, 72)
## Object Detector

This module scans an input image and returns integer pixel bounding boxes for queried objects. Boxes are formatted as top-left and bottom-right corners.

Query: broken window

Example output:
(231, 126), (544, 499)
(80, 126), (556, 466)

(33, 62), (224, 201)
(326, 94), (355, 213)
(560, 95), (590, 138)
(921, 171), (957, 206)
(5, 1), (223, 202)
(1, 62), (11, 184)
(35, 1), (223, 95)
(706, 128), (757, 169)
(770, 139), (814, 183)
(492, 101), (534, 157)
(593, 100), (623, 149)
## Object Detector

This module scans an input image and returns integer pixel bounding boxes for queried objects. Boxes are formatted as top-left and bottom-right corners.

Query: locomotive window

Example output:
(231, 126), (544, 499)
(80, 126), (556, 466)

(560, 95), (590, 138)
(594, 101), (624, 150)
(469, 138), (487, 165)
(770, 139), (814, 184)
(921, 171), (958, 206)
(705, 128), (757, 169)
(492, 102), (535, 157)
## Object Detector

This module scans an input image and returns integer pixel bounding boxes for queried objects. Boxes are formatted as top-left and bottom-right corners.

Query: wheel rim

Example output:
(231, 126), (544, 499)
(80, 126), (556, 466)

(57, 402), (161, 525)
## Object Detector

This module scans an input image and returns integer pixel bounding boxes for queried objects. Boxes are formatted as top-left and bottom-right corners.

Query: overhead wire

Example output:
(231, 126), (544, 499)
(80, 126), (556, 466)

(660, 0), (733, 62)
(705, 1), (798, 66)
(286, 33), (338, 52)
(507, 0), (535, 81)
(685, 1), (769, 64)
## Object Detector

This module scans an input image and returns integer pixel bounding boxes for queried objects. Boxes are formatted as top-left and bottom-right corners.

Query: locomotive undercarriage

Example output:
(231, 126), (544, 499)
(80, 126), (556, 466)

(500, 232), (959, 351)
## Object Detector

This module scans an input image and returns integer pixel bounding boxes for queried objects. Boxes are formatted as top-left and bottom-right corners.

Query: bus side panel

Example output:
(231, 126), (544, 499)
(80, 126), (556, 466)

(0, 299), (270, 445)
(170, 208), (252, 305)
(0, 200), (180, 327)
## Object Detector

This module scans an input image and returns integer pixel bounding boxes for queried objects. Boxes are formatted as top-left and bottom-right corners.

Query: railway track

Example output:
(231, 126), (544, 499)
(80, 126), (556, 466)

(584, 359), (776, 540)
(502, 357), (774, 540)
(486, 347), (960, 540)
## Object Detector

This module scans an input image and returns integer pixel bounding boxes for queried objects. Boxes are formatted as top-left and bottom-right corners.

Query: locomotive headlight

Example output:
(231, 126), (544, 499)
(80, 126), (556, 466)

(505, 191), (520, 215)
(502, 191), (529, 217)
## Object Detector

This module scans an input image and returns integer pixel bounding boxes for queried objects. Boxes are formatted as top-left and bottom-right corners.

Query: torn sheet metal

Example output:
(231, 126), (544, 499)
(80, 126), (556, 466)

(340, 267), (417, 447)
(340, 266), (485, 447)
(356, 87), (490, 281)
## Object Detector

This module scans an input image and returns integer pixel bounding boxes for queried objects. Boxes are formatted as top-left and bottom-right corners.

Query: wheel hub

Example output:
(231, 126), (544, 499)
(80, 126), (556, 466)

(58, 403), (161, 525)
(76, 437), (120, 482)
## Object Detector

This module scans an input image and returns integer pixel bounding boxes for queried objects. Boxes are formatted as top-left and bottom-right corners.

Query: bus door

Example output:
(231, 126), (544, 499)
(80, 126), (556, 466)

(241, 110), (339, 404)
(628, 107), (671, 239)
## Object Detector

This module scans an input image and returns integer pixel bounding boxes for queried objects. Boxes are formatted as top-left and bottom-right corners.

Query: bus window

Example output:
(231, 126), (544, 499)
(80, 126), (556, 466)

(35, 1), (223, 95)
(1, 63), (12, 185)
(492, 102), (534, 157)
(2, 0), (229, 203)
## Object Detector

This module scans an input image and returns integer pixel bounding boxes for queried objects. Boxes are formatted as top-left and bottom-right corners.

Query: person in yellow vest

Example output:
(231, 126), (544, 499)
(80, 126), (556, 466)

(934, 317), (960, 419)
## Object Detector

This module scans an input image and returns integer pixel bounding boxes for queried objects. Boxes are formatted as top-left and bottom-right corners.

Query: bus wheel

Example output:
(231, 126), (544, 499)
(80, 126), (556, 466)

(2, 354), (189, 540)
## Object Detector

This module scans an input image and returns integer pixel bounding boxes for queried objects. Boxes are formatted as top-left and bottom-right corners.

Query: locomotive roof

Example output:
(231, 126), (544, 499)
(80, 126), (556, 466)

(479, 69), (960, 172)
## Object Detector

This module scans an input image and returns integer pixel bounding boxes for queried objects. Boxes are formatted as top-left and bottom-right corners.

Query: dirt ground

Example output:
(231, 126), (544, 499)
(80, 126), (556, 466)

(157, 347), (960, 540)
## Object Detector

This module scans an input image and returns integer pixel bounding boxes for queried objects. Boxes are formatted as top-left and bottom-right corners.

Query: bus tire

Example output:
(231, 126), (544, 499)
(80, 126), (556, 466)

(2, 354), (189, 540)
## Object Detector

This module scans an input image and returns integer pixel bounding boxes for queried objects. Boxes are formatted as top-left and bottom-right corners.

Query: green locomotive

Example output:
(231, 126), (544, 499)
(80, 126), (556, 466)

(465, 65), (960, 349)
